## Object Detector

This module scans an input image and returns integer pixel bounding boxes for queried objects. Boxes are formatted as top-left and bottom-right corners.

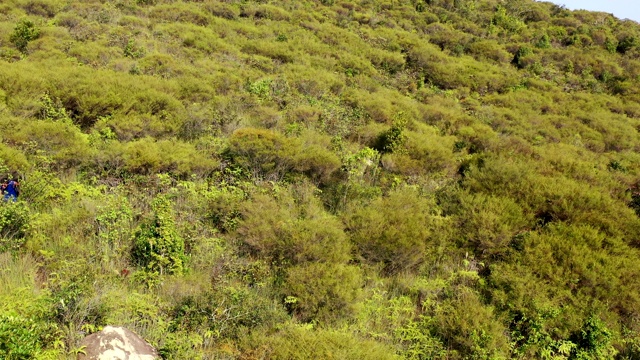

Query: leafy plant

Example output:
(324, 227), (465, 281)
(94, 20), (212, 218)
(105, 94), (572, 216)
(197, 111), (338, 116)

(0, 0), (640, 357)
(0, 315), (43, 359)
(0, 202), (30, 253)
(132, 195), (186, 275)
(570, 315), (617, 359)
(375, 112), (408, 154)
(10, 19), (40, 53)
(123, 39), (145, 59)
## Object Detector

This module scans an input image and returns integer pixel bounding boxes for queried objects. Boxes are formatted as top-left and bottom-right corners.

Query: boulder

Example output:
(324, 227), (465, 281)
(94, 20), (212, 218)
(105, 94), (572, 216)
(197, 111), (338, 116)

(77, 326), (159, 360)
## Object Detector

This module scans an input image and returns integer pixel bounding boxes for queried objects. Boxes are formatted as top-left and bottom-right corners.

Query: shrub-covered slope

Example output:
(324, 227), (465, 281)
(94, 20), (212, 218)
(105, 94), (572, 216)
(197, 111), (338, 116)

(1, 0), (640, 358)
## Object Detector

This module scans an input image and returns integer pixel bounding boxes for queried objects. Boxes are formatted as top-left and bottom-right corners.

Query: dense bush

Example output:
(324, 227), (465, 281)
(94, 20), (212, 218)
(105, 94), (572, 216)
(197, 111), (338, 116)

(0, 202), (30, 253)
(0, 0), (640, 357)
(132, 195), (186, 275)
(10, 19), (40, 53)
(121, 138), (217, 176)
(0, 315), (44, 358)
(238, 186), (351, 266)
(227, 128), (300, 181)
(284, 262), (361, 323)
(345, 187), (437, 274)
(241, 324), (398, 360)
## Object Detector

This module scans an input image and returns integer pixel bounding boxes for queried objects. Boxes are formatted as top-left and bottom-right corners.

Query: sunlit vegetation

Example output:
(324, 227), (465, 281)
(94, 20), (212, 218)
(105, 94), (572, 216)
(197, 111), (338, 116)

(1, 0), (640, 358)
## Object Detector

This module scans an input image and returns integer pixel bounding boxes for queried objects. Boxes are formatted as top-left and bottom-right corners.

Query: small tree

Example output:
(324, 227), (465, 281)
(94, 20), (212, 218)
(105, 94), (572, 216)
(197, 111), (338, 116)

(132, 196), (186, 275)
(10, 19), (40, 53)
(375, 112), (408, 154)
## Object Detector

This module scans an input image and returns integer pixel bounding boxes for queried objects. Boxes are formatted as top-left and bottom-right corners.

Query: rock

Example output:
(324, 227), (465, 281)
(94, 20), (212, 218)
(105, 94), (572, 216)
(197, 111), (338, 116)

(77, 326), (159, 360)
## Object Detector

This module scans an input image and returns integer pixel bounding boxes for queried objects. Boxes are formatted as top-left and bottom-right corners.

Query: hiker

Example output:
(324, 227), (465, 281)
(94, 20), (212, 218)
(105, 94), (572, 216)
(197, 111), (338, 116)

(3, 178), (19, 202)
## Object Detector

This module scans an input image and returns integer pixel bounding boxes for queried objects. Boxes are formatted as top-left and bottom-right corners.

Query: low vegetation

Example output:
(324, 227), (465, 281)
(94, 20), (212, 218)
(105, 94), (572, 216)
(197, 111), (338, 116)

(1, 0), (640, 358)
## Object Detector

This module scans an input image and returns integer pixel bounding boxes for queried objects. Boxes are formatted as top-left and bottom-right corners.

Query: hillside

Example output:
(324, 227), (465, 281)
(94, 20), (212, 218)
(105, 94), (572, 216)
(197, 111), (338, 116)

(1, 0), (640, 358)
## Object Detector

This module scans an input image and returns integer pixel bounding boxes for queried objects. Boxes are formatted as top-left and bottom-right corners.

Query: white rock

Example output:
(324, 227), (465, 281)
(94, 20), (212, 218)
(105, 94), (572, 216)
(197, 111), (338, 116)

(78, 326), (159, 360)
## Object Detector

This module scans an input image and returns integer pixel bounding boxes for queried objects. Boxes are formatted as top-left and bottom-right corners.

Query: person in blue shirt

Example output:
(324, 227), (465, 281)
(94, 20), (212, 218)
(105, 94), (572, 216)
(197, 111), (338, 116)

(3, 178), (19, 202)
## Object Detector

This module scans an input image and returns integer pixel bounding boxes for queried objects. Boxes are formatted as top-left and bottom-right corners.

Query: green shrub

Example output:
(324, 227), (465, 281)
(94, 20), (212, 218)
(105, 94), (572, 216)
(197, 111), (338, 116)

(252, 4), (292, 21)
(123, 39), (145, 59)
(203, 1), (239, 20)
(367, 47), (405, 74)
(95, 194), (134, 270)
(0, 315), (43, 359)
(535, 34), (552, 49)
(434, 288), (510, 359)
(345, 187), (436, 274)
(384, 125), (457, 175)
(499, 223), (640, 324)
(242, 41), (294, 64)
(467, 40), (512, 63)
(456, 193), (531, 258)
(241, 324), (398, 360)
(227, 128), (300, 181)
(236, 185), (358, 323)
(121, 138), (217, 177)
(168, 285), (288, 341)
(284, 262), (361, 323)
(38, 93), (69, 122)
(617, 34), (638, 54)
(23, 0), (63, 18)
(137, 54), (182, 78)
(238, 188), (351, 266)
(149, 4), (210, 26)
(425, 22), (472, 54)
(508, 307), (578, 359)
(0, 202), (30, 253)
(512, 46), (534, 69)
(492, 5), (526, 33)
(132, 195), (186, 275)
(10, 120), (91, 170)
(374, 113), (408, 154)
(570, 314), (617, 359)
(352, 286), (447, 358)
(0, 143), (29, 173)
(293, 144), (341, 184)
(0, 0), (639, 356)
(10, 19), (40, 53)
